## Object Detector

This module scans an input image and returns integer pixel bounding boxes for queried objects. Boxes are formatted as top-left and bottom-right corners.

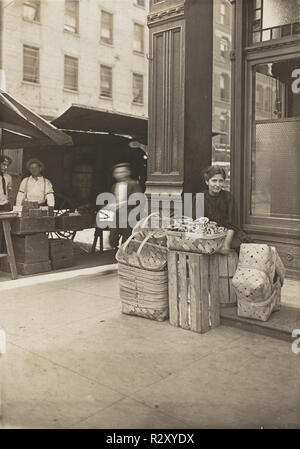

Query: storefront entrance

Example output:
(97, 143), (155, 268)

(232, 0), (300, 278)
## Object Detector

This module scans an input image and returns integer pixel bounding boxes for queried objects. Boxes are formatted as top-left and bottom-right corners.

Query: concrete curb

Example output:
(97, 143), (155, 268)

(0, 263), (118, 292)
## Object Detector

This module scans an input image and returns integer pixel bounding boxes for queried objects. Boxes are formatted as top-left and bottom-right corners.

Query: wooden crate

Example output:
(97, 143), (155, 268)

(218, 251), (239, 307)
(55, 214), (94, 231)
(49, 239), (73, 257)
(1, 260), (51, 275)
(12, 233), (49, 264)
(168, 251), (220, 333)
(49, 239), (74, 270)
(10, 217), (55, 235)
(51, 256), (74, 270)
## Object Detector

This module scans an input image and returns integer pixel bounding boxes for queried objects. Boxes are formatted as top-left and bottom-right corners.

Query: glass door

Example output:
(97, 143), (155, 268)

(246, 55), (300, 229)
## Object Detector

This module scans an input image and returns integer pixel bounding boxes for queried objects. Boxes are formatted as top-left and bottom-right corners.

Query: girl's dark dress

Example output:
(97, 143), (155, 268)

(192, 190), (251, 250)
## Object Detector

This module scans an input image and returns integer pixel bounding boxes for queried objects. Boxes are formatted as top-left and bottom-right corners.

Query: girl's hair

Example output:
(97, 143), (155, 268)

(202, 165), (226, 183)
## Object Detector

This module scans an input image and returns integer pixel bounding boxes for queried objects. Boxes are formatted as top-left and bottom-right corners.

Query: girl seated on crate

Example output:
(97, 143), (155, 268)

(193, 165), (251, 255)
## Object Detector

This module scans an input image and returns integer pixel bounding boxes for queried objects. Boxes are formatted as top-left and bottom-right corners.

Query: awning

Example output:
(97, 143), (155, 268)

(0, 90), (73, 148)
(52, 104), (148, 143)
(52, 103), (226, 144)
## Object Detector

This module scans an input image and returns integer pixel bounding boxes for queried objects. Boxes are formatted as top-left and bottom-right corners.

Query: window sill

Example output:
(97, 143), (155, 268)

(22, 80), (40, 86)
(63, 88), (79, 94)
(23, 18), (41, 25)
(99, 95), (113, 101)
(100, 40), (114, 48)
(64, 30), (80, 37)
(132, 101), (144, 106)
(133, 50), (145, 56)
(134, 4), (146, 10)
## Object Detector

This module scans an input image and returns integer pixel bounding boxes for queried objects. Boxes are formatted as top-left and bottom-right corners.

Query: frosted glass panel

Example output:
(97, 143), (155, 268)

(250, 0), (300, 43)
(251, 121), (300, 218)
(262, 0), (298, 28)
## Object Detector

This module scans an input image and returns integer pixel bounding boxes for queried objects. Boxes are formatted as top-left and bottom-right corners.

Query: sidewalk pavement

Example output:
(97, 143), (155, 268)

(0, 268), (299, 429)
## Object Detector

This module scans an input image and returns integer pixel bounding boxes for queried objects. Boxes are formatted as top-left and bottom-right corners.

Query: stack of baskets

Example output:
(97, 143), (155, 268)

(116, 214), (169, 321)
(232, 243), (285, 322)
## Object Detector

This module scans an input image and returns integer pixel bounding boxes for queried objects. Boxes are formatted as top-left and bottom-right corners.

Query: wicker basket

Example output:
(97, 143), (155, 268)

(116, 231), (167, 271)
(118, 263), (169, 321)
(166, 230), (227, 254)
(237, 278), (281, 322)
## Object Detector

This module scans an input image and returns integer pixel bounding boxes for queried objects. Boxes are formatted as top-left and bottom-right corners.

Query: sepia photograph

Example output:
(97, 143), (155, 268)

(0, 0), (299, 435)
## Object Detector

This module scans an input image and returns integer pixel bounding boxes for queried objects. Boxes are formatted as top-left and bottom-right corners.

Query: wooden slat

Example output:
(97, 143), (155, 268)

(2, 220), (17, 280)
(199, 255), (210, 333)
(229, 279), (237, 304)
(209, 254), (220, 328)
(189, 254), (202, 332)
(227, 251), (239, 276)
(178, 253), (189, 329)
(168, 251), (179, 327)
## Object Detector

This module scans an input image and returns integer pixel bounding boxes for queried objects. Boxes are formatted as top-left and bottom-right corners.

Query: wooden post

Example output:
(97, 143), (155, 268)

(146, 0), (214, 199)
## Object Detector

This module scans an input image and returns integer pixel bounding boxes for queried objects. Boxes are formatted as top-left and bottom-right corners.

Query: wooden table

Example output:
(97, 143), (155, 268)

(0, 213), (18, 280)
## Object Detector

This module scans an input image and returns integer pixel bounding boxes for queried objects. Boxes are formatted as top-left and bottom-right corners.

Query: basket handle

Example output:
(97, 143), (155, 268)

(136, 233), (167, 270)
(115, 232), (137, 264)
(132, 212), (160, 235)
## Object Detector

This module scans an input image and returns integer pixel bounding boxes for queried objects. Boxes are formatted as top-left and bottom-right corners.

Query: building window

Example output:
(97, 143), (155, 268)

(220, 2), (226, 25)
(64, 55), (78, 91)
(135, 0), (145, 6)
(133, 23), (144, 53)
(64, 0), (79, 34)
(220, 73), (230, 100)
(250, 0), (300, 44)
(23, 0), (40, 22)
(100, 11), (113, 45)
(23, 45), (39, 83)
(220, 37), (229, 58)
(256, 84), (264, 111)
(100, 65), (112, 98)
(133, 73), (144, 104)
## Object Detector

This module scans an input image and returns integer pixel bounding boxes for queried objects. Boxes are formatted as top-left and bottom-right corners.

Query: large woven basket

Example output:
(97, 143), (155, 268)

(237, 278), (281, 322)
(118, 263), (169, 321)
(166, 230), (227, 254)
(116, 231), (167, 271)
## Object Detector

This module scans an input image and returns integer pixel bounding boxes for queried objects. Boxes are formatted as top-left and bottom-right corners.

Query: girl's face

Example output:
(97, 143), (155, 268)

(206, 174), (225, 195)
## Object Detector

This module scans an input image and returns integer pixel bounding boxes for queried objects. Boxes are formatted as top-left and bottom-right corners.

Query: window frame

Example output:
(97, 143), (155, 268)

(132, 72), (144, 105)
(100, 64), (113, 99)
(135, 0), (145, 8)
(23, 44), (40, 84)
(64, 0), (79, 35)
(220, 36), (229, 58)
(100, 9), (114, 46)
(23, 0), (41, 23)
(133, 21), (145, 55)
(64, 54), (79, 92)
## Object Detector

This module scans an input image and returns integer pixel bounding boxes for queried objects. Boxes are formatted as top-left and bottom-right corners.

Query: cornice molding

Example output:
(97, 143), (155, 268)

(147, 4), (185, 26)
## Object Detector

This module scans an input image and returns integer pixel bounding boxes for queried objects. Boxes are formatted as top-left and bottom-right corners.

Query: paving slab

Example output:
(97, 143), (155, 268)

(0, 343), (124, 429)
(132, 333), (300, 429)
